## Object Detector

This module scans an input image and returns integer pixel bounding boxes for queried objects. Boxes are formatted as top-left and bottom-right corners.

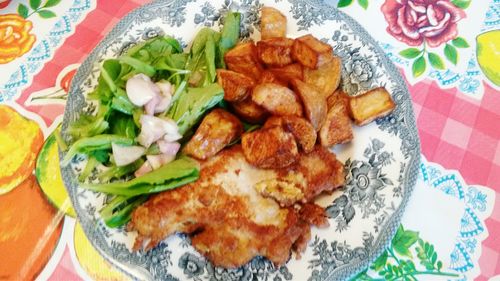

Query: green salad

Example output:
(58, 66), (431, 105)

(62, 12), (241, 227)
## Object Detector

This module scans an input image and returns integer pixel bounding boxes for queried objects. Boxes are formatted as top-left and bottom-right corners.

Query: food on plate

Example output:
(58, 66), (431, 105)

(241, 125), (299, 168)
(320, 91), (354, 146)
(129, 145), (340, 267)
(349, 87), (396, 125)
(257, 38), (294, 67)
(230, 97), (269, 124)
(216, 69), (255, 102)
(260, 7), (287, 40)
(290, 79), (327, 131)
(251, 83), (303, 116)
(258, 70), (287, 86)
(304, 56), (342, 98)
(264, 116), (317, 153)
(268, 63), (303, 84)
(183, 109), (243, 160)
(291, 34), (334, 69)
(224, 41), (263, 80)
(63, 5), (397, 270)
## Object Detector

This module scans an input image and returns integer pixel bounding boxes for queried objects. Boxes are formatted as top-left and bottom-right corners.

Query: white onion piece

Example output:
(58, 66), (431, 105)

(144, 94), (160, 115)
(146, 154), (176, 170)
(146, 155), (163, 170)
(154, 81), (173, 114)
(157, 140), (180, 156)
(137, 115), (181, 147)
(134, 161), (153, 177)
(111, 143), (145, 167)
(126, 74), (160, 106)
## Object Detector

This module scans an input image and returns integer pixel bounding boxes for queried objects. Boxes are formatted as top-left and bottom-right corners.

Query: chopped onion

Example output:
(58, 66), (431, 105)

(154, 81), (173, 113)
(134, 161), (153, 177)
(146, 154), (176, 170)
(157, 140), (181, 156)
(126, 74), (160, 106)
(111, 143), (145, 167)
(144, 94), (160, 115)
(137, 115), (182, 147)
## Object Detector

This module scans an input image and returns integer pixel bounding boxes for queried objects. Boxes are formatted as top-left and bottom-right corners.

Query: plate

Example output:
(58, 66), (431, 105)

(60, 0), (421, 280)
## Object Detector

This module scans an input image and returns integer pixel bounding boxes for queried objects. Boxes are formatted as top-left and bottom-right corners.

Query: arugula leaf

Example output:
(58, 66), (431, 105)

(119, 56), (156, 77)
(168, 83), (224, 135)
(82, 157), (200, 196)
(110, 111), (137, 139)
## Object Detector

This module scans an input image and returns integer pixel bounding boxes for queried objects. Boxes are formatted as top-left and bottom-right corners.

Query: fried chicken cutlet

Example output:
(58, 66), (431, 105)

(128, 145), (344, 268)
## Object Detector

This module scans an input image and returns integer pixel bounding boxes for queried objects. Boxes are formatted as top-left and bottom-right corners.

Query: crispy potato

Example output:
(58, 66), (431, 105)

(242, 126), (299, 168)
(327, 88), (349, 110)
(257, 38), (294, 67)
(264, 116), (317, 153)
(304, 56), (342, 98)
(217, 69), (255, 102)
(230, 97), (269, 124)
(259, 70), (288, 86)
(292, 34), (333, 69)
(184, 109), (243, 160)
(263, 115), (284, 128)
(319, 94), (353, 147)
(268, 63), (303, 84)
(225, 42), (263, 80)
(260, 7), (287, 40)
(349, 87), (395, 126)
(252, 83), (303, 116)
(291, 79), (327, 131)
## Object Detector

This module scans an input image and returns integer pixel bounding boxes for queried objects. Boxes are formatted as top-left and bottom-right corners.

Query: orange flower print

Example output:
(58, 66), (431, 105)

(0, 14), (36, 64)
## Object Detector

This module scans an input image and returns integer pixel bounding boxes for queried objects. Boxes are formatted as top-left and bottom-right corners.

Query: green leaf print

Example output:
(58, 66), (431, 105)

(352, 225), (460, 281)
(392, 225), (419, 257)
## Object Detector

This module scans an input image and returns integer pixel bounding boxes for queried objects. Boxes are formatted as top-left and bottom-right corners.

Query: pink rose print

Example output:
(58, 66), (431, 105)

(381, 0), (466, 48)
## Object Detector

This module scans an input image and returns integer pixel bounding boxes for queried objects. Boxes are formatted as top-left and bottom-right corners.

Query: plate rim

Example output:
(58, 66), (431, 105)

(60, 0), (422, 280)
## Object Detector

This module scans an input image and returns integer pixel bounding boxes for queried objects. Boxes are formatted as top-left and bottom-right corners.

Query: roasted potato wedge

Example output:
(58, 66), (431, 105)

(349, 87), (396, 126)
(242, 125), (299, 168)
(292, 34), (333, 69)
(304, 56), (342, 98)
(264, 116), (317, 153)
(263, 115), (284, 128)
(184, 109), (243, 160)
(283, 116), (317, 153)
(230, 97), (269, 124)
(327, 88), (349, 110)
(291, 79), (327, 131)
(257, 38), (294, 67)
(259, 70), (288, 86)
(225, 42), (263, 80)
(217, 69), (255, 102)
(268, 63), (303, 84)
(260, 7), (287, 40)
(252, 83), (303, 116)
(319, 94), (353, 147)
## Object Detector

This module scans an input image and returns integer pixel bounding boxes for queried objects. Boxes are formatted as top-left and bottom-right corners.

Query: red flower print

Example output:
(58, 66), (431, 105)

(381, 0), (466, 48)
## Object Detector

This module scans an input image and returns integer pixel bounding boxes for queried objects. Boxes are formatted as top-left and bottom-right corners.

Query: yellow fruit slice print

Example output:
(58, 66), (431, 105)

(0, 105), (44, 194)
(73, 222), (128, 281)
(0, 175), (63, 280)
(476, 30), (500, 86)
(35, 128), (76, 217)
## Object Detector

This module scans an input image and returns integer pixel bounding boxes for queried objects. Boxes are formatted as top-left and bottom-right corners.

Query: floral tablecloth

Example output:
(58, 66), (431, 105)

(0, 0), (498, 280)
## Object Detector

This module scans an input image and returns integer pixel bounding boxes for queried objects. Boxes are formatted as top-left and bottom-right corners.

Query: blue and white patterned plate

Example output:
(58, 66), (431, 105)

(60, 0), (421, 280)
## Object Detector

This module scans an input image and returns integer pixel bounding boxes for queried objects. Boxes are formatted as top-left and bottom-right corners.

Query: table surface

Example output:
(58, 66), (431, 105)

(0, 0), (498, 280)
